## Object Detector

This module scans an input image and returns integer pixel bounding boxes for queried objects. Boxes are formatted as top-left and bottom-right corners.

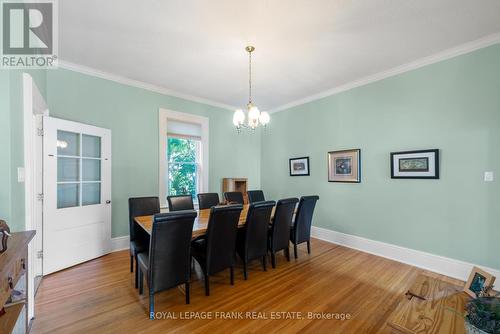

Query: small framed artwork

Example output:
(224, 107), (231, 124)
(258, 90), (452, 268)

(390, 149), (439, 179)
(464, 266), (496, 298)
(289, 157), (310, 176)
(328, 149), (361, 183)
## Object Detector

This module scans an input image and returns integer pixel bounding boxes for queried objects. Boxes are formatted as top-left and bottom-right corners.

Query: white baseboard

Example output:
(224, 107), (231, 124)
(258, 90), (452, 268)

(311, 226), (500, 287)
(111, 236), (130, 252)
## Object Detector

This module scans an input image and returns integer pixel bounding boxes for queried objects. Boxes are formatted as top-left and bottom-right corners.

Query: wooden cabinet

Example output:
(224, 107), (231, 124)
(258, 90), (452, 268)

(0, 231), (35, 334)
(222, 178), (248, 204)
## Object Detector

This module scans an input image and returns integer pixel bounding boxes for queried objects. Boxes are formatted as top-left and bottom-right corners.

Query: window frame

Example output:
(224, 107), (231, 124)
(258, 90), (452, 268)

(159, 109), (209, 208)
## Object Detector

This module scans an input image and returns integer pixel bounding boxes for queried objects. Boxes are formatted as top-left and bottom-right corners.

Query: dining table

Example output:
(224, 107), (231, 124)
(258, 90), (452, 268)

(134, 204), (280, 238)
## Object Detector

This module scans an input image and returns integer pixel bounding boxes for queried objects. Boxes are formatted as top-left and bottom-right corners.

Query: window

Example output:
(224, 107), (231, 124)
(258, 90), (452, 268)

(167, 136), (200, 200)
(159, 109), (209, 208)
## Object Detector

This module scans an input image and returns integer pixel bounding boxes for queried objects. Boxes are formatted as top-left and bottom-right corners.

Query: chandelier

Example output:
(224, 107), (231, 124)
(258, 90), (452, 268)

(233, 46), (270, 132)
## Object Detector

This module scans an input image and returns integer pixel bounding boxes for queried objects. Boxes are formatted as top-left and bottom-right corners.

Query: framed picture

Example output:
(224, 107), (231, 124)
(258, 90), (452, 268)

(289, 157), (310, 176)
(328, 149), (361, 183)
(464, 266), (496, 298)
(390, 149), (439, 179)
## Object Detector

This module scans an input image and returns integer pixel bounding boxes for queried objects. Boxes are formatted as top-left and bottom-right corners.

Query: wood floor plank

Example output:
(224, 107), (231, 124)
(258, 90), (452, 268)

(31, 239), (460, 334)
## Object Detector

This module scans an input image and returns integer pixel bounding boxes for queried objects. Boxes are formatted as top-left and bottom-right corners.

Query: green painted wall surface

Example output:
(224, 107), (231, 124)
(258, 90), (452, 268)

(46, 69), (261, 237)
(261, 44), (500, 270)
(0, 71), (11, 224)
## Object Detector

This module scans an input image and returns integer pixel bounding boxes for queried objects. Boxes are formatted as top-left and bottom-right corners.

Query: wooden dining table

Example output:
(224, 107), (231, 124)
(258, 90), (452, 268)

(135, 204), (279, 239)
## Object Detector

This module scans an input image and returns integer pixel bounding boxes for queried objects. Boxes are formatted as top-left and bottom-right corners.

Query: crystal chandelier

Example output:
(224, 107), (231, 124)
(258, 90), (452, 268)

(233, 46), (270, 132)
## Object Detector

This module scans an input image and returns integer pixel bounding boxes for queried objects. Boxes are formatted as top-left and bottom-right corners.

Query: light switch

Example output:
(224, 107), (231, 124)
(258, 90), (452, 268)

(484, 171), (494, 182)
(17, 167), (25, 183)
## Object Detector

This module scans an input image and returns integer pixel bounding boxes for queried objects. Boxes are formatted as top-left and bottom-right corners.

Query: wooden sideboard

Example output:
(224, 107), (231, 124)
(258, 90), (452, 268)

(0, 231), (35, 334)
(386, 273), (470, 334)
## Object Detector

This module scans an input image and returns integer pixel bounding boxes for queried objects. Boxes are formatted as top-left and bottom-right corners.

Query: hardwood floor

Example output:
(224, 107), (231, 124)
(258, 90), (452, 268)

(31, 239), (460, 334)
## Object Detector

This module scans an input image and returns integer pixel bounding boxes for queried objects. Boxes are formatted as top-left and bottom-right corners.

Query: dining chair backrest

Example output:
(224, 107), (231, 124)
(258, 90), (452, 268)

(205, 204), (243, 275)
(167, 195), (194, 212)
(242, 201), (275, 261)
(128, 197), (160, 242)
(247, 190), (265, 204)
(271, 198), (299, 252)
(224, 192), (244, 204)
(197, 193), (220, 210)
(292, 196), (320, 244)
(148, 211), (197, 293)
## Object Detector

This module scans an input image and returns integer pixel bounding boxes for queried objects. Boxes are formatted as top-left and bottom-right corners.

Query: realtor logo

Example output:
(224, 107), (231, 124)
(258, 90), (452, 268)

(1, 0), (58, 68)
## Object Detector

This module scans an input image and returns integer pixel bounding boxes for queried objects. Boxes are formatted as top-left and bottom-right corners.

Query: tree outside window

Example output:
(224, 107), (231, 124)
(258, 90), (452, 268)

(167, 137), (200, 200)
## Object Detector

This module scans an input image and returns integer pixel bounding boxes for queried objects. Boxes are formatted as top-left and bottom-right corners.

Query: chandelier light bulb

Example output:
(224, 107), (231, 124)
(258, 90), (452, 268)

(233, 109), (245, 126)
(248, 106), (260, 121)
(259, 111), (270, 125)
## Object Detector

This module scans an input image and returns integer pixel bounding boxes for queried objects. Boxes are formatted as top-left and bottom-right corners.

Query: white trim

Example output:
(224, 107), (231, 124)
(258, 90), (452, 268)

(111, 236), (130, 252)
(270, 33), (500, 113)
(311, 226), (500, 287)
(58, 60), (237, 111)
(22, 73), (49, 322)
(158, 109), (209, 208)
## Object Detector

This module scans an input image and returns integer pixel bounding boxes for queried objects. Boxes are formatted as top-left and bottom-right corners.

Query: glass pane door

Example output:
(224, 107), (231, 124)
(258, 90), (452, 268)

(56, 131), (102, 208)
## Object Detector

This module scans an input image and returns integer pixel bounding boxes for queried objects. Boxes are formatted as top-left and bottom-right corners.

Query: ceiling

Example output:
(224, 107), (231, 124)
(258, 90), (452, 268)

(59, 0), (500, 111)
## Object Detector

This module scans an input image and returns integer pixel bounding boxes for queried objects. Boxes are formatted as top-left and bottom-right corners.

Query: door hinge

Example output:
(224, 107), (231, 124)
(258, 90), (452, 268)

(36, 251), (43, 259)
(37, 193), (44, 201)
(36, 128), (44, 136)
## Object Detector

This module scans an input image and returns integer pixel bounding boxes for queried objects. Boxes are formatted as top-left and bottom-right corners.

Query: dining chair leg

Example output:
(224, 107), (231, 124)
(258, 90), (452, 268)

(271, 252), (276, 268)
(134, 256), (139, 289)
(149, 292), (154, 319)
(262, 255), (267, 271)
(138, 268), (144, 295)
(294, 243), (298, 259)
(204, 274), (210, 296)
(185, 282), (190, 304)
(285, 248), (290, 261)
(243, 262), (248, 280)
(307, 240), (311, 254)
(230, 266), (235, 285)
(130, 255), (134, 272)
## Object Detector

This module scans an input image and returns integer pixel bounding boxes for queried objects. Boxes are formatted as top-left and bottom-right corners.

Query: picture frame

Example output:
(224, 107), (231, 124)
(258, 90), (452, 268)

(390, 149), (439, 179)
(328, 149), (361, 183)
(289, 157), (310, 176)
(464, 266), (496, 298)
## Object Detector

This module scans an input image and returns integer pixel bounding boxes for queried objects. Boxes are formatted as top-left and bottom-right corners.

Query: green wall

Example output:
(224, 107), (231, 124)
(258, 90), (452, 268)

(45, 69), (261, 237)
(0, 72), (11, 225)
(261, 44), (500, 270)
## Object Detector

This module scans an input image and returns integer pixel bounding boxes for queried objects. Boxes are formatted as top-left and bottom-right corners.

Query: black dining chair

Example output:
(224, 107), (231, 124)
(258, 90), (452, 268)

(236, 201), (275, 279)
(268, 198), (299, 268)
(167, 194), (194, 211)
(247, 190), (265, 203)
(137, 211), (197, 316)
(224, 191), (244, 204)
(197, 193), (220, 210)
(191, 204), (243, 296)
(128, 197), (160, 288)
(290, 195), (319, 259)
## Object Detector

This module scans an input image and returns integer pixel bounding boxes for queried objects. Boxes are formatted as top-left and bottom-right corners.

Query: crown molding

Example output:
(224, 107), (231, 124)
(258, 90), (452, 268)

(57, 60), (238, 111)
(269, 32), (500, 113)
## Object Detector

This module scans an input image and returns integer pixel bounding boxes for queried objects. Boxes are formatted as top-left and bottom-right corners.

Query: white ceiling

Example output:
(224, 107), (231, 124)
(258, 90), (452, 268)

(59, 0), (500, 111)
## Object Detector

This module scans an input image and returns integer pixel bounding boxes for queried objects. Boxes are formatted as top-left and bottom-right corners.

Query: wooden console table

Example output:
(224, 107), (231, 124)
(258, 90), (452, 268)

(0, 231), (35, 334)
(386, 273), (470, 334)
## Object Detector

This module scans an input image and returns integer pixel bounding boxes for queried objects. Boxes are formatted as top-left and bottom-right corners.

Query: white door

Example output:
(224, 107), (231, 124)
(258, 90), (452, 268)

(43, 116), (112, 275)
